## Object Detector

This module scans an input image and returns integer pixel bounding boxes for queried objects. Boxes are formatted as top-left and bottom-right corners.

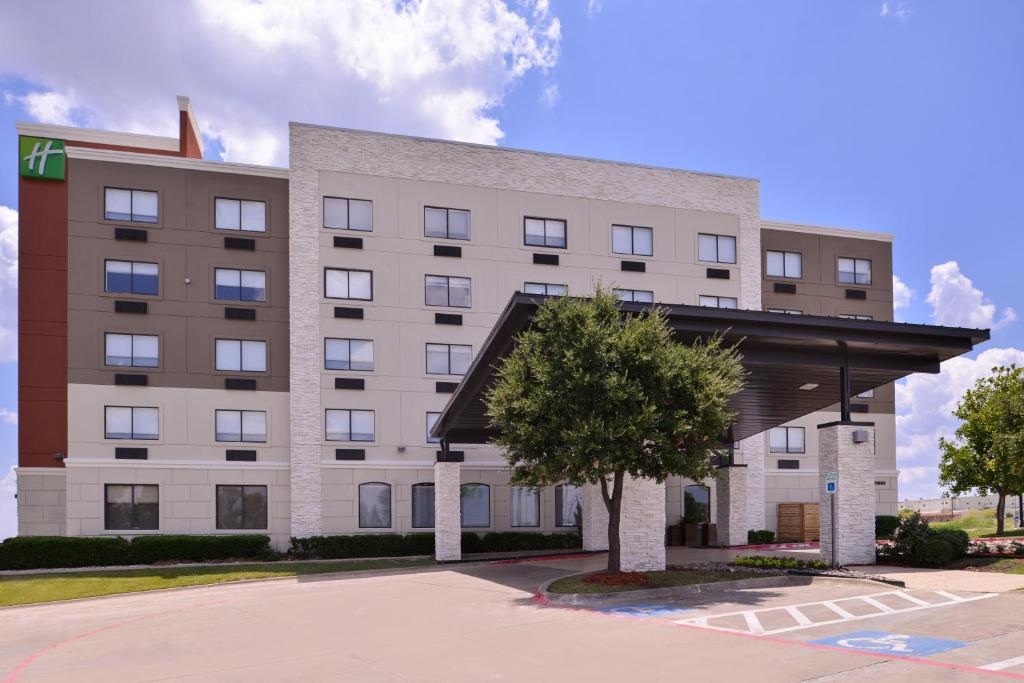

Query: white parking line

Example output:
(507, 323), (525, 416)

(675, 590), (997, 636)
(980, 655), (1024, 672)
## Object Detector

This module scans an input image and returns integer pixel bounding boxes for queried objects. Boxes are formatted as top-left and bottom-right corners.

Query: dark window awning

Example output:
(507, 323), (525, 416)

(432, 294), (989, 444)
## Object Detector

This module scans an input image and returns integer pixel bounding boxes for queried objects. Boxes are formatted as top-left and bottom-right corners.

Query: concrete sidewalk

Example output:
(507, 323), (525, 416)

(850, 564), (1024, 592)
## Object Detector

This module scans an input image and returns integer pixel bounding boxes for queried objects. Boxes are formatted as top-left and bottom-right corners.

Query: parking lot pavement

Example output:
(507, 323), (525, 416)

(3, 558), (1024, 682)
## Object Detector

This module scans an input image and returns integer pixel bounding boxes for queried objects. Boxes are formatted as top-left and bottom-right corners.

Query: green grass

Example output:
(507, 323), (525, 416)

(931, 509), (1023, 538)
(547, 569), (763, 595)
(0, 558), (434, 607)
(948, 557), (1024, 574)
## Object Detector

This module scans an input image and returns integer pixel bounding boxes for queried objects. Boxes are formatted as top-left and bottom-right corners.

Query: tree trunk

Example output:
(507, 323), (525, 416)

(600, 471), (625, 574)
(997, 492), (1007, 535)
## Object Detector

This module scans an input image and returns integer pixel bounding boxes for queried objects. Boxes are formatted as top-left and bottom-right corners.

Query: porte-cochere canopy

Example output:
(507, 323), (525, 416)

(431, 293), (989, 444)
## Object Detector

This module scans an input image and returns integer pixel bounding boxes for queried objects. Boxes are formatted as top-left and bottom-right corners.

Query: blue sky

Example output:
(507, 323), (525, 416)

(0, 0), (1021, 535)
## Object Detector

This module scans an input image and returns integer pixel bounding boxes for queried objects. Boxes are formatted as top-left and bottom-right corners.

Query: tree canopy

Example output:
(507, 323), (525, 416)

(485, 287), (746, 572)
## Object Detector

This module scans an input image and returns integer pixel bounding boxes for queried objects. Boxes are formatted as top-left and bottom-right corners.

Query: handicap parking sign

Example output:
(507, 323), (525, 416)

(811, 630), (965, 657)
(596, 604), (693, 619)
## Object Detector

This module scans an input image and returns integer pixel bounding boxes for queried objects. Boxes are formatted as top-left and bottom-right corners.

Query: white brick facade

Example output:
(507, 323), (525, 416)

(818, 423), (877, 566)
(433, 461), (461, 561)
(582, 482), (610, 551)
(618, 475), (667, 572)
(715, 465), (749, 546)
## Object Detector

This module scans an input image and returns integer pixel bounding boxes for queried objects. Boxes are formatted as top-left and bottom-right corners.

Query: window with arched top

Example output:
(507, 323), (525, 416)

(460, 484), (490, 528)
(358, 482), (391, 529)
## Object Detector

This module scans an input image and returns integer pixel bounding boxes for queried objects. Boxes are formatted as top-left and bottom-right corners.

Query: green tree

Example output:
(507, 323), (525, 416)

(485, 287), (745, 573)
(938, 365), (1024, 535)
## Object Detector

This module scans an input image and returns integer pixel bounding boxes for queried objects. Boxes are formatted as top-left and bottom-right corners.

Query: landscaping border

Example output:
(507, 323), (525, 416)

(538, 572), (807, 607)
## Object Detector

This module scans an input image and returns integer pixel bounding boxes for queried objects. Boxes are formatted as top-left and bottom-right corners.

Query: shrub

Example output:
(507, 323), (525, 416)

(891, 511), (931, 560)
(746, 530), (776, 545)
(731, 555), (829, 570)
(1010, 541), (1024, 556)
(127, 535), (273, 564)
(928, 528), (969, 560)
(875, 515), (900, 540)
(288, 534), (434, 559)
(461, 531), (581, 554)
(916, 538), (954, 567)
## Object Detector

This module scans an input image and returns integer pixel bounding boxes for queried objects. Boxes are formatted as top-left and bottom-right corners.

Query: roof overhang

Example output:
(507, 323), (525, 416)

(432, 293), (989, 444)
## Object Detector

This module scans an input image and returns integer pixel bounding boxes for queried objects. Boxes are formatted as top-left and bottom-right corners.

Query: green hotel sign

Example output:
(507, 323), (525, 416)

(19, 136), (66, 180)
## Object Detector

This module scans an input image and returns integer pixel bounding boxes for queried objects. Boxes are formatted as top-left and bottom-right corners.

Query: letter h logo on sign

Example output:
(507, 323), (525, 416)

(19, 136), (66, 181)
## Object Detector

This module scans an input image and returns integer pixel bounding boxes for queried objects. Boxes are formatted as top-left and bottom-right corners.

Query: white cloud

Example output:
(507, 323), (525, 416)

(540, 83), (560, 108)
(880, 2), (912, 20)
(926, 261), (1016, 330)
(6, 90), (78, 126)
(896, 347), (1024, 500)
(892, 274), (914, 320)
(0, 0), (562, 166)
(0, 410), (16, 426)
(587, 0), (603, 18)
(0, 466), (15, 540)
(0, 207), (17, 363)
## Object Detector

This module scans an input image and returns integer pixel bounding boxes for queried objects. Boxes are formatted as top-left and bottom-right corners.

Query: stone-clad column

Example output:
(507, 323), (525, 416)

(819, 422), (876, 566)
(618, 475), (666, 572)
(582, 482), (610, 551)
(434, 461), (461, 562)
(740, 435), (766, 532)
(715, 465), (748, 546)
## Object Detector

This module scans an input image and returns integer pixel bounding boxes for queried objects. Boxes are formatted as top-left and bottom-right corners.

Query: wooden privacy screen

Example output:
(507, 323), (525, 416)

(777, 502), (820, 542)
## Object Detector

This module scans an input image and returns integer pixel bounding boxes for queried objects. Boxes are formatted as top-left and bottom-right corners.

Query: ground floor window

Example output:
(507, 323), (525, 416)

(411, 483), (434, 528)
(683, 485), (711, 524)
(555, 484), (582, 528)
(359, 482), (391, 528)
(216, 485), (268, 530)
(510, 486), (540, 527)
(105, 484), (159, 530)
(460, 484), (490, 528)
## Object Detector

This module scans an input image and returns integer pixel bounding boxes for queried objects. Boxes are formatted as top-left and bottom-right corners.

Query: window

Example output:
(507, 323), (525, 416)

(215, 339), (267, 373)
(324, 268), (373, 300)
(524, 217), (566, 248)
(460, 483), (490, 528)
(766, 250), (802, 279)
(424, 275), (471, 308)
(555, 484), (582, 527)
(325, 409), (375, 441)
(613, 288), (654, 303)
(105, 484), (158, 530)
(214, 268), (266, 302)
(358, 482), (391, 528)
(767, 308), (802, 315)
(104, 188), (157, 223)
(699, 295), (738, 309)
(769, 426), (805, 454)
(612, 225), (653, 256)
(105, 406), (158, 440)
(215, 198), (266, 232)
(323, 197), (373, 232)
(216, 485), (268, 529)
(424, 207), (470, 240)
(105, 260), (158, 295)
(104, 333), (158, 367)
(683, 485), (710, 524)
(412, 483), (435, 528)
(523, 282), (568, 296)
(697, 233), (736, 264)
(215, 410), (267, 442)
(426, 343), (472, 375)
(838, 314), (873, 320)
(426, 412), (440, 444)
(838, 257), (872, 285)
(510, 486), (540, 527)
(324, 338), (373, 371)
(856, 389), (875, 399)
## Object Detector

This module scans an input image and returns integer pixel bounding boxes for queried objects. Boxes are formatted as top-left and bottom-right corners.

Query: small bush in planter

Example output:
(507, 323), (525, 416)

(915, 538), (954, 567)
(747, 530), (776, 544)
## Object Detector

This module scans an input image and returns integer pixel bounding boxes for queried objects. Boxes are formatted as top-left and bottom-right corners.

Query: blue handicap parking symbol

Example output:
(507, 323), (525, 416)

(595, 604), (694, 619)
(811, 630), (965, 657)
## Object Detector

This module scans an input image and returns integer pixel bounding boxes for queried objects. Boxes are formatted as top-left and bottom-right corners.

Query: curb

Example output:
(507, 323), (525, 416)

(537, 572), (804, 607)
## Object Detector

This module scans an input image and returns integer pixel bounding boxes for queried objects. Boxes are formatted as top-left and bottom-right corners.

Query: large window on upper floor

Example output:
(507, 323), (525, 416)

(215, 339), (267, 373)
(613, 288), (654, 303)
(699, 295), (738, 309)
(105, 333), (158, 367)
(104, 188), (158, 223)
(105, 484), (159, 531)
(838, 313), (873, 321)
(215, 198), (266, 233)
(425, 275), (471, 308)
(325, 338), (373, 371)
(215, 410), (267, 442)
(426, 412), (441, 444)
(323, 197), (373, 232)
(105, 406), (159, 440)
(766, 250), (802, 279)
(523, 282), (567, 296)
(838, 257), (872, 285)
(325, 409), (375, 442)
(524, 217), (566, 249)
(324, 268), (373, 300)
(697, 233), (737, 264)
(424, 206), (470, 240)
(105, 260), (158, 296)
(215, 268), (266, 302)
(768, 308), (802, 315)
(769, 426), (805, 454)
(612, 225), (653, 257)
(426, 343), (472, 375)
(216, 485), (268, 530)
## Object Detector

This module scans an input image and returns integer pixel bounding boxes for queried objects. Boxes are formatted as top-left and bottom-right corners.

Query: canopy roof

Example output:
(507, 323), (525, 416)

(432, 293), (989, 444)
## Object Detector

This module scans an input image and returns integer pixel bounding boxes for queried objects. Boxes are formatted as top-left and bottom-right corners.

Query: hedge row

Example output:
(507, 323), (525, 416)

(0, 535), (273, 570)
(289, 531), (581, 559)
